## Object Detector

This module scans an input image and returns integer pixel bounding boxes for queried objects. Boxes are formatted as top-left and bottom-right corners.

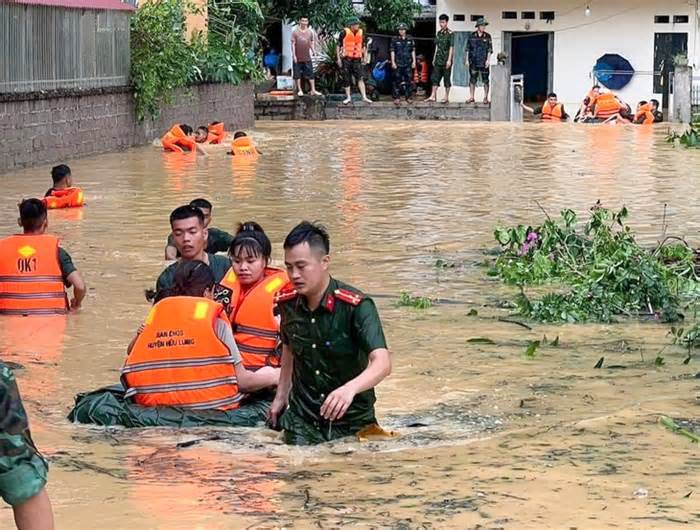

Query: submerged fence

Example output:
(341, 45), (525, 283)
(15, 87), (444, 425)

(693, 76), (700, 115)
(0, 3), (130, 93)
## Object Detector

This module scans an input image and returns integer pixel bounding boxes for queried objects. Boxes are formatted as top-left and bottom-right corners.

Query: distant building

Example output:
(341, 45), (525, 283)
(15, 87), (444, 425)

(435, 0), (698, 107)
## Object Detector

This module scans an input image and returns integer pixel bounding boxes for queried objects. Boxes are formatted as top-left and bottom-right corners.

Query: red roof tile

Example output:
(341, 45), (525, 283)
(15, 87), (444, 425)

(7, 0), (136, 11)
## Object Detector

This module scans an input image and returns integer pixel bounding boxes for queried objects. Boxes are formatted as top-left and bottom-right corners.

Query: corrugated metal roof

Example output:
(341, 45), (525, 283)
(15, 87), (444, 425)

(6, 0), (136, 11)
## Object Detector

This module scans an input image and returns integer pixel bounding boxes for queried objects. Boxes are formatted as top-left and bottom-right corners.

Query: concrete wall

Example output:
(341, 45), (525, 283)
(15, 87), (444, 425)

(254, 97), (491, 121)
(436, 0), (699, 107)
(0, 82), (254, 174)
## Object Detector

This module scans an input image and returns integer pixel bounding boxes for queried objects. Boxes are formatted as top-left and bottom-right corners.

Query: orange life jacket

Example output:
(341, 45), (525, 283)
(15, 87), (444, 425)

(207, 122), (225, 144)
(231, 136), (259, 157)
(414, 61), (429, 83)
(219, 267), (287, 369)
(541, 101), (564, 121)
(584, 89), (598, 109)
(0, 234), (67, 316)
(594, 93), (622, 119)
(634, 103), (655, 124)
(343, 28), (364, 59)
(161, 125), (196, 153)
(121, 296), (242, 410)
(43, 187), (85, 209)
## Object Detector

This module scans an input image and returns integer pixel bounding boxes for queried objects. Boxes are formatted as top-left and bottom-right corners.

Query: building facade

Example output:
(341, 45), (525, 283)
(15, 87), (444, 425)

(435, 0), (699, 107)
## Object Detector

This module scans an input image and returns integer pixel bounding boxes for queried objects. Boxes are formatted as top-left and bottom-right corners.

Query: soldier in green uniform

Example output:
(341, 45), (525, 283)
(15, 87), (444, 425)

(164, 198), (233, 260)
(0, 363), (54, 529)
(425, 13), (454, 103)
(269, 222), (392, 445)
(154, 205), (230, 300)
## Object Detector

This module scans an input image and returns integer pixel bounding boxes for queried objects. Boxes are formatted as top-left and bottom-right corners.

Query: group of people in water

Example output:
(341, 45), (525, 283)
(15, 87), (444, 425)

(1, 164), (392, 526)
(522, 85), (662, 124)
(160, 122), (261, 156)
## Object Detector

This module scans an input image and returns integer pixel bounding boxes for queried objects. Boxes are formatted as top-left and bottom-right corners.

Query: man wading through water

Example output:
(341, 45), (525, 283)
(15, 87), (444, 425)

(269, 222), (392, 444)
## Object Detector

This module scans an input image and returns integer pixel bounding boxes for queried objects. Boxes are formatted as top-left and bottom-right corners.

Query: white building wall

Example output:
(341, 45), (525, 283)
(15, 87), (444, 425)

(436, 0), (699, 107)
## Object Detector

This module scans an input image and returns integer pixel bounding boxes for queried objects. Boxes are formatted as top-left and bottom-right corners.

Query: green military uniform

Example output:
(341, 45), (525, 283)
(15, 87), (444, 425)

(276, 277), (388, 445)
(166, 227), (234, 257)
(0, 364), (48, 506)
(155, 253), (230, 296)
(58, 247), (76, 284)
(432, 28), (454, 88)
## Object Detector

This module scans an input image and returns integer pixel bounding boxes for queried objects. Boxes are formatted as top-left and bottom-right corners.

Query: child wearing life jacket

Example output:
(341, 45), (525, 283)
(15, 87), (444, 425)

(229, 131), (261, 157)
(43, 164), (84, 209)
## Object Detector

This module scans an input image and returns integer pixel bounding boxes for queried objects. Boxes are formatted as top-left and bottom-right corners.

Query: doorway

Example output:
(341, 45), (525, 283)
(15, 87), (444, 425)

(504, 31), (554, 102)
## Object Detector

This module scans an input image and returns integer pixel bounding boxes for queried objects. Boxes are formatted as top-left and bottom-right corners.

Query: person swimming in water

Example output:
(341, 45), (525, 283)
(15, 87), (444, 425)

(229, 131), (262, 157)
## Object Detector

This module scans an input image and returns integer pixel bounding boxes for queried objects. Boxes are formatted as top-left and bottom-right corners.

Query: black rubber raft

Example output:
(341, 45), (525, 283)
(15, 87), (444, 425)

(68, 385), (270, 428)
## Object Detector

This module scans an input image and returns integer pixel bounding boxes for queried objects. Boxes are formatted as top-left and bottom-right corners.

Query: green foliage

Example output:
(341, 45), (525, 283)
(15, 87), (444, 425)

(263, 0), (355, 32)
(203, 0), (264, 84)
(264, 0), (421, 32)
(491, 205), (700, 323)
(524, 340), (540, 358)
(364, 0), (422, 31)
(396, 291), (433, 309)
(130, 0), (202, 121)
(659, 416), (700, 444)
(667, 120), (700, 148)
(130, 0), (263, 120)
(314, 37), (344, 94)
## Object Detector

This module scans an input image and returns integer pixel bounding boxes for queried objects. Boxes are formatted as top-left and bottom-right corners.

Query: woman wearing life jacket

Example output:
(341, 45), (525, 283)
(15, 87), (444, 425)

(218, 223), (286, 372)
(123, 261), (278, 410)
(229, 131), (261, 157)
(161, 124), (207, 154)
(42, 164), (84, 209)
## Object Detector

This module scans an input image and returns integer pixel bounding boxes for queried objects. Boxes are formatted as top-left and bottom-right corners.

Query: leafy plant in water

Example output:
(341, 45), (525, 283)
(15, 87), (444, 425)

(667, 119), (700, 148)
(314, 37), (344, 94)
(396, 291), (433, 309)
(491, 204), (700, 323)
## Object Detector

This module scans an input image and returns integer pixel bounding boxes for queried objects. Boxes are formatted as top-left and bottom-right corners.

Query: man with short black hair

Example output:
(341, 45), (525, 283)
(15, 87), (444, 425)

(164, 198), (233, 260)
(292, 16), (321, 97)
(156, 205), (231, 298)
(522, 92), (570, 121)
(269, 221), (392, 445)
(0, 198), (86, 314)
(425, 14), (453, 103)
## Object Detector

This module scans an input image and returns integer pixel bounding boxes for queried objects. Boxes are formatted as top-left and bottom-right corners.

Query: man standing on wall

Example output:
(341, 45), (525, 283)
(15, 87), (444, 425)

(291, 16), (321, 97)
(337, 17), (372, 105)
(390, 23), (416, 105)
(425, 14), (454, 103)
(466, 18), (493, 104)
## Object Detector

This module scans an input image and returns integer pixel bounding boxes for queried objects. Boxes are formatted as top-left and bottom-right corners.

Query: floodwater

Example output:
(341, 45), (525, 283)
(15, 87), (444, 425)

(1, 121), (700, 529)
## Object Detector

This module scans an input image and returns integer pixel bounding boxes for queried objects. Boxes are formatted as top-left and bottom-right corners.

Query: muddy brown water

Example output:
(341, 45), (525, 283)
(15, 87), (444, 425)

(1, 122), (699, 528)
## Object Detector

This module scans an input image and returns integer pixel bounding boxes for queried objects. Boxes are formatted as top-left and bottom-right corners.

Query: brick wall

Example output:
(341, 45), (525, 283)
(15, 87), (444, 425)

(0, 83), (254, 173)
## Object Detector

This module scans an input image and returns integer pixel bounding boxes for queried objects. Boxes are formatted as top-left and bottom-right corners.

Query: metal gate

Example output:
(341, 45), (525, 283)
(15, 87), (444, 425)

(0, 3), (131, 93)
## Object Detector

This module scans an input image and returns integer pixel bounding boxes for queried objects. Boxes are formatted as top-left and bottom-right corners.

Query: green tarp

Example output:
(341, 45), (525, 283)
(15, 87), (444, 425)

(67, 385), (270, 428)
